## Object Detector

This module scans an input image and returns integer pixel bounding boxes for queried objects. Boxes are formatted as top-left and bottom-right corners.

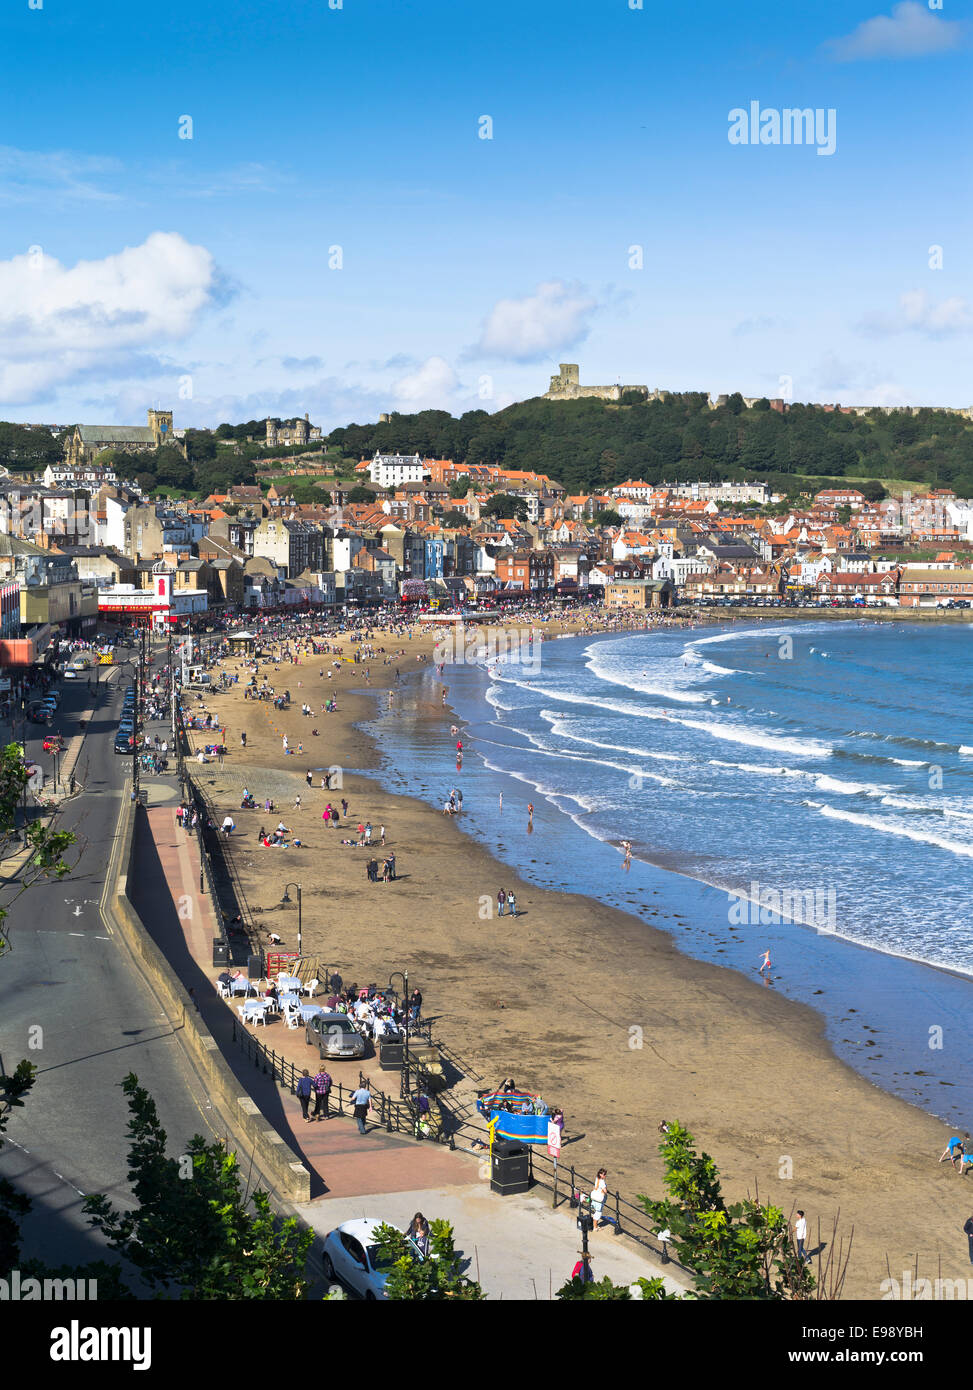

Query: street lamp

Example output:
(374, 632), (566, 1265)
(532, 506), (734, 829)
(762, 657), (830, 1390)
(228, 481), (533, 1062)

(388, 969), (409, 1097)
(280, 881), (302, 959)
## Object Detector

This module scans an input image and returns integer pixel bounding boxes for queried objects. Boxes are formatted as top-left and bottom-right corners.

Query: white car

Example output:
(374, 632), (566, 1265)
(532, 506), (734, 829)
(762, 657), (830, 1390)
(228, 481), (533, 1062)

(321, 1218), (424, 1300)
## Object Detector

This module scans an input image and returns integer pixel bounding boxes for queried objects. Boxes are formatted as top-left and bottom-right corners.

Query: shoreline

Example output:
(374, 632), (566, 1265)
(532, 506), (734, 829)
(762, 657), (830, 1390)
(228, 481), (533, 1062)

(193, 620), (973, 1298)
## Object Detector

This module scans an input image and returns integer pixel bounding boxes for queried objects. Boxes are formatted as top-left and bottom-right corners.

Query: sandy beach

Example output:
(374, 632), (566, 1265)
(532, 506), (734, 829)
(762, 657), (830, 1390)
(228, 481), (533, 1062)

(186, 617), (972, 1299)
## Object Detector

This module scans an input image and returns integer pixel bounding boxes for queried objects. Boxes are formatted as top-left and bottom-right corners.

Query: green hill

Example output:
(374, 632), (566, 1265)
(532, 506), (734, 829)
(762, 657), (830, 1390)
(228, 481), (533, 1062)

(327, 393), (973, 499)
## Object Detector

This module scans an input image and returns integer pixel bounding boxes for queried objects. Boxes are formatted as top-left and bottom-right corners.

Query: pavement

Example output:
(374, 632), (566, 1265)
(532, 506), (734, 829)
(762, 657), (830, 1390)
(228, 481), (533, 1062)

(294, 1184), (686, 1299)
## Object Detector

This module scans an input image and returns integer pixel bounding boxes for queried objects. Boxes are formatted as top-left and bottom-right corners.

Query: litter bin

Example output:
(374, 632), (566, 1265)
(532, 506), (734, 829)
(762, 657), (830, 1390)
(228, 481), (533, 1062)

(212, 937), (229, 967)
(490, 1141), (531, 1196)
(379, 1040), (404, 1071)
(247, 952), (264, 980)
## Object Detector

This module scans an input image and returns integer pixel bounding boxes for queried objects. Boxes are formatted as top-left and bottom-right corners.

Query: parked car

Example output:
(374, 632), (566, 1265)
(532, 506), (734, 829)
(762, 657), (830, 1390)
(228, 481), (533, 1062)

(114, 732), (134, 755)
(304, 1011), (366, 1060)
(321, 1219), (425, 1300)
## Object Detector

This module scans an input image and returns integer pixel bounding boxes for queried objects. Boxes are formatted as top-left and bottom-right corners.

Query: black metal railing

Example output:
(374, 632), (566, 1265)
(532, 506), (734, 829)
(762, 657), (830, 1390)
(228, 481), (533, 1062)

(230, 1019), (444, 1140)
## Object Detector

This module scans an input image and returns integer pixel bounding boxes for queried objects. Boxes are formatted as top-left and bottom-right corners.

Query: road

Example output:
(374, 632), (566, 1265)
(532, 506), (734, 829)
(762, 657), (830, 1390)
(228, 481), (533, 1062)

(0, 647), (226, 1278)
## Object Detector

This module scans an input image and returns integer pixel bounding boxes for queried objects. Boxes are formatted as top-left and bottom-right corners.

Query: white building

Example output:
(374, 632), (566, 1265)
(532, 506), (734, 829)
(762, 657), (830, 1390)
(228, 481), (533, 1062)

(368, 452), (426, 489)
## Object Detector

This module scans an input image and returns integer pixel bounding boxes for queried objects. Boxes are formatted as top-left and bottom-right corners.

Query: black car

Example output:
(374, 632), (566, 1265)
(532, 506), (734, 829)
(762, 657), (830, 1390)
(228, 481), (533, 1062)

(114, 732), (133, 754)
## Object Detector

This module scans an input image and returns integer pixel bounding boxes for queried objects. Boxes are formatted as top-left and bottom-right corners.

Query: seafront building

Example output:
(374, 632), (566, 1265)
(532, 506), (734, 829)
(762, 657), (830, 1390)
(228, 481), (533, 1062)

(1, 404), (973, 690)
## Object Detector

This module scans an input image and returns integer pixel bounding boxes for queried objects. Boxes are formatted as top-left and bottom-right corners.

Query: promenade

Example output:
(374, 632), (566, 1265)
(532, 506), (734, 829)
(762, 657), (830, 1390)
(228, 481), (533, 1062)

(130, 772), (686, 1297)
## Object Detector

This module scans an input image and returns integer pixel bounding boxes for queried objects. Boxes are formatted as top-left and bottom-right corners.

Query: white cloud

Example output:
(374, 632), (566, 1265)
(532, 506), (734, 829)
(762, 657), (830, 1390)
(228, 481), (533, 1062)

(391, 355), (459, 408)
(859, 290), (973, 338)
(0, 233), (226, 404)
(825, 2), (965, 61)
(470, 280), (599, 362)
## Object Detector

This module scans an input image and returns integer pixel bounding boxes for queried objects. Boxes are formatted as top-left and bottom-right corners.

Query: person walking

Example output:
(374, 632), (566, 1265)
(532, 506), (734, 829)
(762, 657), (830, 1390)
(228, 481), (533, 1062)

(497, 888), (507, 917)
(380, 824), (386, 846)
(364, 822), (372, 845)
(508, 891), (517, 919)
(793, 1210), (808, 1262)
(409, 987), (423, 1024)
(296, 1069), (313, 1123)
(306, 769), (313, 787)
(351, 1081), (372, 1135)
(341, 798), (348, 818)
(312, 1067), (332, 1121)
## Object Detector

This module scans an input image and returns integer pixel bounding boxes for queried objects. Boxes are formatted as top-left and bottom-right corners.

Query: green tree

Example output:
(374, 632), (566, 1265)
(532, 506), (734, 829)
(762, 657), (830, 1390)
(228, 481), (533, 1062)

(593, 509), (622, 526)
(83, 1074), (313, 1298)
(638, 1122), (816, 1300)
(484, 493), (528, 521)
(371, 1218), (484, 1300)
(441, 509), (469, 528)
(448, 474), (471, 499)
(346, 485), (375, 504)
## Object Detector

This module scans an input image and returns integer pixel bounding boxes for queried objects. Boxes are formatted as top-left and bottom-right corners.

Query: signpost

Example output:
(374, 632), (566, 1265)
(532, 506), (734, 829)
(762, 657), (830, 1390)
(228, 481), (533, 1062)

(547, 1119), (561, 1181)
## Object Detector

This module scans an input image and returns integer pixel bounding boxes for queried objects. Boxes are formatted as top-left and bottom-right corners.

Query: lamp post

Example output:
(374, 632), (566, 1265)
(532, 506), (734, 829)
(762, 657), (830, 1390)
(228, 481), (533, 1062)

(388, 970), (409, 1097)
(280, 881), (302, 959)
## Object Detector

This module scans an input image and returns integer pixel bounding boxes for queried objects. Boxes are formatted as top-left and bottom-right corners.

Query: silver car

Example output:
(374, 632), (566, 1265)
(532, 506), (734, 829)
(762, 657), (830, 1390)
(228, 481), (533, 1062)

(305, 1011), (365, 1060)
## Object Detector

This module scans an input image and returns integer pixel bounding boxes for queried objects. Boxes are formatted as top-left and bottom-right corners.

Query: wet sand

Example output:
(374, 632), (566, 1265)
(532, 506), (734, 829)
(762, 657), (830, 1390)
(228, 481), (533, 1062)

(188, 621), (971, 1299)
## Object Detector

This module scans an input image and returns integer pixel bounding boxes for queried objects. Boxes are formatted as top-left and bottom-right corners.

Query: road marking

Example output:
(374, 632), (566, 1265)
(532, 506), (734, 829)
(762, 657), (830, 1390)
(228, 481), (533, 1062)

(69, 932), (84, 937)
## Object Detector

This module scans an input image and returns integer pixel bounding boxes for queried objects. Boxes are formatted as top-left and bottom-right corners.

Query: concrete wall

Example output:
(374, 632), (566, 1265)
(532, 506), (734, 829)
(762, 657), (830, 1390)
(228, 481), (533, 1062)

(109, 793), (311, 1202)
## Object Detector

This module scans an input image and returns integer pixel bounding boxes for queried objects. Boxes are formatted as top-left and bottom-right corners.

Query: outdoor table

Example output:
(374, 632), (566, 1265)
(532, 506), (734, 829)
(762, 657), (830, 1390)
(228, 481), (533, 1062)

(279, 992), (301, 1010)
(230, 979), (256, 996)
(299, 1004), (325, 1023)
(277, 975), (302, 992)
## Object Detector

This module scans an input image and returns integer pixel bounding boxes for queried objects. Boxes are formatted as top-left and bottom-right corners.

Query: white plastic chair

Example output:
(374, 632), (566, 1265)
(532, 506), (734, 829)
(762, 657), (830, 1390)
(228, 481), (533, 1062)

(301, 978), (319, 997)
(284, 1008), (301, 1030)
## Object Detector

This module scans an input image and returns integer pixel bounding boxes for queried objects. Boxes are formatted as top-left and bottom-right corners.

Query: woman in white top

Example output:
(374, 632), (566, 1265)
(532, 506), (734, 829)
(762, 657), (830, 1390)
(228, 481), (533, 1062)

(590, 1169), (608, 1228)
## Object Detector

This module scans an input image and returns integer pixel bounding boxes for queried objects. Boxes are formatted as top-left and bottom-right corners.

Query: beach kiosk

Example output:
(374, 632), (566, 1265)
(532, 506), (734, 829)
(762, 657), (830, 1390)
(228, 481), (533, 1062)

(226, 630), (258, 655)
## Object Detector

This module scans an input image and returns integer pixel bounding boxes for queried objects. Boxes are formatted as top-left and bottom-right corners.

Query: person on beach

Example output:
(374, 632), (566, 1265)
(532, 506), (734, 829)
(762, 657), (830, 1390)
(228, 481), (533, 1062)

(527, 802), (534, 829)
(497, 888), (506, 917)
(941, 1135), (967, 1168)
(306, 769), (312, 787)
(508, 891), (517, 918)
(758, 949), (772, 975)
(622, 839), (632, 869)
(793, 1210), (809, 1262)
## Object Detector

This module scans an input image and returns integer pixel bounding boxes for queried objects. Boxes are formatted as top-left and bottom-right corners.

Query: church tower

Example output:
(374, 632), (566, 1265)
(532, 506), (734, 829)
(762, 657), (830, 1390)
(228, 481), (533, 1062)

(148, 408), (173, 445)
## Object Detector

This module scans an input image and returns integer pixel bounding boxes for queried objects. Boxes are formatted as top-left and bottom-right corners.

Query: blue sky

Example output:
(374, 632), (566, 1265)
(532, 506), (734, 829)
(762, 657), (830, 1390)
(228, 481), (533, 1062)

(0, 0), (971, 428)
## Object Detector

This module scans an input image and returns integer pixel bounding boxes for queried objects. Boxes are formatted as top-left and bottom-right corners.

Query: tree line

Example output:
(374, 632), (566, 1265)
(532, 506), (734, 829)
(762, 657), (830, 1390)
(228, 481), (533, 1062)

(327, 394), (973, 498)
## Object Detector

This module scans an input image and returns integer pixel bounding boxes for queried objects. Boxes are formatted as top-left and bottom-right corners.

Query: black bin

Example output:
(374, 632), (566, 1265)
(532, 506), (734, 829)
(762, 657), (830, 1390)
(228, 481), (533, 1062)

(379, 1041), (404, 1071)
(212, 937), (229, 967)
(491, 1142), (531, 1196)
(247, 952), (264, 980)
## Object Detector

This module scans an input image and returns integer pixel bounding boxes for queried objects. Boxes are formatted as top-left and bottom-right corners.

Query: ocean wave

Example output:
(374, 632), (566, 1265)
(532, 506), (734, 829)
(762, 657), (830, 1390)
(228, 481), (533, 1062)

(541, 712), (686, 762)
(584, 648), (711, 704)
(677, 716), (832, 759)
(814, 803), (973, 859)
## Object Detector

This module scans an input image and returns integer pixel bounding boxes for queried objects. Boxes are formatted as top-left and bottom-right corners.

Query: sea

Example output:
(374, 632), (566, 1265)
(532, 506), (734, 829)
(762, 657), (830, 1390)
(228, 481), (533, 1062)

(362, 619), (973, 1125)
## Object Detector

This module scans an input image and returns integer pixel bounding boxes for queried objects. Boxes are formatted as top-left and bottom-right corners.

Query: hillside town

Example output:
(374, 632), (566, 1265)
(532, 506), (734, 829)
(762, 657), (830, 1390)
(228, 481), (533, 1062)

(0, 412), (970, 667)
